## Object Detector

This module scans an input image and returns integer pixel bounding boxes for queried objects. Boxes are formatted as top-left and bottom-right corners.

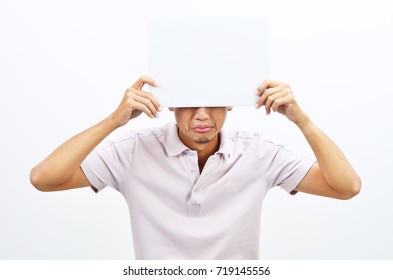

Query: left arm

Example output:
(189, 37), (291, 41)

(256, 80), (361, 199)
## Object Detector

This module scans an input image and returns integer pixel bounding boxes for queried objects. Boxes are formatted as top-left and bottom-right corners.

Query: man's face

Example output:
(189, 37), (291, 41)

(170, 107), (231, 150)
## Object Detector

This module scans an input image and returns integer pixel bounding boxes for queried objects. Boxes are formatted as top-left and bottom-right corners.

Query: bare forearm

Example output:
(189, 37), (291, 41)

(30, 116), (118, 189)
(296, 115), (361, 195)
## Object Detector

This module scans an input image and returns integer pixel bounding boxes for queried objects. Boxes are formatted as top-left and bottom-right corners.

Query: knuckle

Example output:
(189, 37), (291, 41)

(147, 92), (154, 99)
(125, 93), (134, 101)
(147, 100), (154, 108)
(126, 98), (134, 106)
(283, 88), (289, 95)
(140, 75), (151, 82)
(126, 87), (136, 95)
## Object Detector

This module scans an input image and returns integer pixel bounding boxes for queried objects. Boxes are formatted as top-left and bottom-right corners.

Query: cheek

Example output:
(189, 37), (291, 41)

(174, 112), (190, 129)
(214, 112), (227, 128)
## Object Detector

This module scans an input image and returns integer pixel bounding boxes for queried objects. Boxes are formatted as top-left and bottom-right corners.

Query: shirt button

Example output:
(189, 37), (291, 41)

(190, 169), (195, 174)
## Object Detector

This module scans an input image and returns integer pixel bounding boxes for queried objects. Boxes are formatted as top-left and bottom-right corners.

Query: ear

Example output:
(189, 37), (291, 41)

(168, 107), (174, 111)
(227, 106), (233, 111)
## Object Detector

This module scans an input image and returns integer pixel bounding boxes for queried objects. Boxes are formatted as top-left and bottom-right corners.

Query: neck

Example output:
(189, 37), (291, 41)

(194, 135), (220, 172)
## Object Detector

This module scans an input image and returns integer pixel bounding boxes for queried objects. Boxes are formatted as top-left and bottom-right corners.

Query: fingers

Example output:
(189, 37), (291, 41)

(256, 79), (282, 97)
(255, 80), (280, 110)
(133, 93), (159, 118)
(133, 89), (161, 111)
(255, 80), (293, 115)
(130, 98), (158, 119)
(132, 75), (158, 90)
(127, 75), (161, 119)
(125, 88), (161, 119)
(112, 75), (161, 127)
(264, 89), (288, 115)
(271, 95), (292, 113)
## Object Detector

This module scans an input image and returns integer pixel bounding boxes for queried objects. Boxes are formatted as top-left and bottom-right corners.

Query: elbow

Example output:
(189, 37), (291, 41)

(340, 175), (362, 200)
(30, 167), (51, 192)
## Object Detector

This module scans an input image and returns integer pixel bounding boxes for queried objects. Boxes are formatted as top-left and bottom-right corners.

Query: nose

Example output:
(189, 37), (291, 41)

(194, 107), (209, 121)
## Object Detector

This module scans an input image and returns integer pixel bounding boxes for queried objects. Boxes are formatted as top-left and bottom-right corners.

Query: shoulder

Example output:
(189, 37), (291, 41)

(94, 125), (166, 151)
(222, 129), (281, 147)
(220, 128), (286, 159)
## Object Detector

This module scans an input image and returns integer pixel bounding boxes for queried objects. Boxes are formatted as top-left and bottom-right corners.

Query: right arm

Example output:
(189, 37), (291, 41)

(30, 76), (160, 192)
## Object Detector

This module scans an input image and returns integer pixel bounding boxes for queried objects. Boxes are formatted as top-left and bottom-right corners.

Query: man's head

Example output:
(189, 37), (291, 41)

(169, 106), (232, 151)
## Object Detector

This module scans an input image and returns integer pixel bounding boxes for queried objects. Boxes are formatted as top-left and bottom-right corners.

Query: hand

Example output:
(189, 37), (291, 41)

(110, 76), (161, 127)
(256, 80), (307, 125)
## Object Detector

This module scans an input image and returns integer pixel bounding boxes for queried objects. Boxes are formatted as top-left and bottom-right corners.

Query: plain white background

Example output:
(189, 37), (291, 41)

(0, 0), (392, 259)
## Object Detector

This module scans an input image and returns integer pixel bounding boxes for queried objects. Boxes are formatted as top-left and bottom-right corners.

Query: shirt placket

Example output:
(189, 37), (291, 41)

(184, 150), (199, 216)
(187, 154), (219, 217)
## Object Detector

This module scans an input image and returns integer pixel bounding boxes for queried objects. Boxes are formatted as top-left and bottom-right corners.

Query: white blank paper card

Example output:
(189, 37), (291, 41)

(148, 17), (269, 107)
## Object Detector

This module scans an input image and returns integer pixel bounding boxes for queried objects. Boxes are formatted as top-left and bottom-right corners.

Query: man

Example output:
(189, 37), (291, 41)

(30, 76), (361, 259)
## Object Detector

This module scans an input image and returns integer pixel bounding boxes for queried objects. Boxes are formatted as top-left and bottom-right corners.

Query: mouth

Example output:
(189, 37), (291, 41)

(191, 125), (214, 133)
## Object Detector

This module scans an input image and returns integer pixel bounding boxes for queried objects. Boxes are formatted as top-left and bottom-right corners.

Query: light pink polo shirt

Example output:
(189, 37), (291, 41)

(81, 122), (315, 259)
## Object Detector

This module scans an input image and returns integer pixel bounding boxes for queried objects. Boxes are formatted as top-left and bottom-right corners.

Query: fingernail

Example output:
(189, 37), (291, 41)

(154, 81), (159, 87)
(157, 106), (162, 112)
(256, 90), (260, 95)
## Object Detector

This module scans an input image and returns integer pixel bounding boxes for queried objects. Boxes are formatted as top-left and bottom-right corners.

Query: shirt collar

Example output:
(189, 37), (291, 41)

(165, 123), (189, 156)
(164, 122), (233, 159)
(216, 129), (233, 159)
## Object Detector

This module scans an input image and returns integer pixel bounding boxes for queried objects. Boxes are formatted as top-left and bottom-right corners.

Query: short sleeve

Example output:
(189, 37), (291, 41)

(258, 137), (315, 194)
(80, 135), (135, 193)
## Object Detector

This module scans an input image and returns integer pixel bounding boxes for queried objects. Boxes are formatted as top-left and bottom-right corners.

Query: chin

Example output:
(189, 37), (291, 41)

(194, 138), (211, 144)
